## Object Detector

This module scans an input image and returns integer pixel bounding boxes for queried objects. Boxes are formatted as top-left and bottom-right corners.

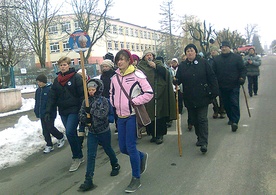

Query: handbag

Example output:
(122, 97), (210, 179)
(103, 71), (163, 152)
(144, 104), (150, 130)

(116, 74), (151, 127)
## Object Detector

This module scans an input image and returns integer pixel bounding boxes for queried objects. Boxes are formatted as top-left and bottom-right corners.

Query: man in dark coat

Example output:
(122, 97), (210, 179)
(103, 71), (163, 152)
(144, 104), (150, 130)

(137, 49), (176, 144)
(212, 41), (247, 132)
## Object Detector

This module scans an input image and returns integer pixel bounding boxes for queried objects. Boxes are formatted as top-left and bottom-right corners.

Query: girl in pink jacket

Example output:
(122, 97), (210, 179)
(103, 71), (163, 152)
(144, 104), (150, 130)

(110, 49), (153, 193)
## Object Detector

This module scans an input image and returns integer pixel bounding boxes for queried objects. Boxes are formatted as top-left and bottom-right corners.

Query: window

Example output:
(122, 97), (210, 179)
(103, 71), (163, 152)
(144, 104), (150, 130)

(107, 40), (112, 50)
(139, 30), (143, 38)
(51, 61), (58, 67)
(63, 41), (71, 51)
(74, 21), (80, 30)
(50, 42), (60, 53)
(115, 41), (119, 50)
(131, 43), (135, 51)
(120, 41), (124, 49)
(125, 27), (129, 36)
(48, 25), (58, 34)
(126, 42), (130, 50)
(71, 59), (75, 66)
(62, 22), (71, 32)
(135, 29), (138, 38)
(136, 43), (140, 51)
(107, 25), (111, 33)
(148, 32), (151, 39)
(113, 25), (117, 34)
(141, 44), (144, 51)
(119, 26), (123, 35)
(143, 31), (147, 39)
(130, 28), (134, 37)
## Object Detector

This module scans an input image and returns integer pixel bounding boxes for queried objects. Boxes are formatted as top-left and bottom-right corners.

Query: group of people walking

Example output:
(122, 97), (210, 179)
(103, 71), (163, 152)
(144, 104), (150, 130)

(33, 40), (261, 193)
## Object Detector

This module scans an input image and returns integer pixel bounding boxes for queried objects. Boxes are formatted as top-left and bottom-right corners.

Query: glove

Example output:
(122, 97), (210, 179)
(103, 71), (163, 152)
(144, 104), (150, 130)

(239, 78), (245, 85)
(85, 106), (91, 114)
(44, 113), (51, 121)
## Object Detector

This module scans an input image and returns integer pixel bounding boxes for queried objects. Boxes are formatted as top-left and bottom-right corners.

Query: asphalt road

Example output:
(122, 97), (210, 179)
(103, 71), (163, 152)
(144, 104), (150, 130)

(0, 56), (275, 195)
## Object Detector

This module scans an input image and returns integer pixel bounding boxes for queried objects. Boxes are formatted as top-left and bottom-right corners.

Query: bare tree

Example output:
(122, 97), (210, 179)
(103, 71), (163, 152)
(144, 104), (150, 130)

(15, 0), (61, 68)
(70, 0), (113, 63)
(182, 19), (216, 57)
(158, 0), (181, 60)
(215, 28), (246, 48)
(0, 1), (33, 87)
(245, 24), (258, 44)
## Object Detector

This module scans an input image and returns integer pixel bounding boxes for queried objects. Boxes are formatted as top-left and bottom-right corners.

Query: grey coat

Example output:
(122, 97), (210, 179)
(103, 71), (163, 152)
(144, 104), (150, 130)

(243, 54), (261, 76)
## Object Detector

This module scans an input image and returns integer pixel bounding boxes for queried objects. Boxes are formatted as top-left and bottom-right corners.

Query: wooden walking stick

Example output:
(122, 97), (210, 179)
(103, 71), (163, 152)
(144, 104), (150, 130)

(242, 85), (251, 117)
(175, 84), (182, 157)
(79, 51), (91, 123)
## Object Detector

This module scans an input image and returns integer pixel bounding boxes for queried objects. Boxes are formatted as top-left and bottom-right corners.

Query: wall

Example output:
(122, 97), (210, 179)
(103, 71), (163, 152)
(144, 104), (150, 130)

(0, 88), (22, 113)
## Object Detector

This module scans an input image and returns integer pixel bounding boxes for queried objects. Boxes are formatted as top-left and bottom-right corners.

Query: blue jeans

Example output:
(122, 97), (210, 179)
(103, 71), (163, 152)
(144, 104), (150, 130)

(117, 115), (144, 178)
(60, 113), (83, 159)
(220, 87), (240, 124)
(85, 130), (118, 178)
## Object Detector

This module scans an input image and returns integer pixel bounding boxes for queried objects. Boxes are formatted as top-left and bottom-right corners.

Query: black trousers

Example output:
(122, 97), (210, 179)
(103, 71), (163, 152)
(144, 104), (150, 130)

(41, 117), (63, 146)
(247, 75), (258, 95)
(188, 105), (209, 145)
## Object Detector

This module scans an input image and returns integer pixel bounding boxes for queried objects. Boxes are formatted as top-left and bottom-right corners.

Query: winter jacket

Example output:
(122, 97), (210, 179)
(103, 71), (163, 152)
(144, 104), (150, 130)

(213, 52), (247, 89)
(110, 65), (154, 117)
(46, 68), (84, 116)
(79, 79), (111, 134)
(137, 59), (176, 121)
(243, 54), (261, 76)
(100, 69), (116, 98)
(176, 56), (219, 109)
(34, 83), (57, 119)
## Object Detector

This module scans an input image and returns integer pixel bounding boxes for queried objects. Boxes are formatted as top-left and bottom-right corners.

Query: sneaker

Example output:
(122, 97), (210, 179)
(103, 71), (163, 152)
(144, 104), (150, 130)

(78, 179), (95, 192)
(69, 158), (84, 172)
(43, 146), (54, 154)
(150, 137), (156, 143)
(140, 152), (148, 175)
(219, 113), (226, 119)
(125, 177), (141, 193)
(200, 145), (207, 154)
(57, 137), (65, 148)
(110, 164), (120, 176)
(231, 123), (238, 132)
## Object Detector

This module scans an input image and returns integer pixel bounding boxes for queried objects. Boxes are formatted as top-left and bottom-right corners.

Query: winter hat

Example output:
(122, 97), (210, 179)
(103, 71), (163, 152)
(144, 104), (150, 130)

(184, 44), (198, 54)
(104, 52), (114, 62)
(36, 74), (47, 83)
(172, 58), (178, 64)
(248, 47), (255, 52)
(87, 81), (98, 89)
(142, 48), (156, 59)
(131, 54), (140, 63)
(101, 59), (114, 68)
(77, 68), (87, 76)
(220, 41), (231, 48)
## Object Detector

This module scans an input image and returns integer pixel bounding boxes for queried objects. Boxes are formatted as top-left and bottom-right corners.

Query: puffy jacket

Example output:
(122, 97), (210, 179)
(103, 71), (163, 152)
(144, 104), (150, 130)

(110, 65), (153, 117)
(46, 68), (84, 116)
(243, 54), (261, 76)
(34, 83), (57, 119)
(213, 52), (247, 89)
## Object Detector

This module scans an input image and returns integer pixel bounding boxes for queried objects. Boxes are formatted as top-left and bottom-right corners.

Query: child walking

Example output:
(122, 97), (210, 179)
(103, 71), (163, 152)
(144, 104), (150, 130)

(34, 74), (65, 153)
(78, 78), (120, 192)
(110, 49), (153, 193)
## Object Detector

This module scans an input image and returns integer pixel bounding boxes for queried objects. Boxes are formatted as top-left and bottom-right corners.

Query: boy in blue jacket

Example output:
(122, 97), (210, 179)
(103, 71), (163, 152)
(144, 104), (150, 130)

(34, 74), (65, 153)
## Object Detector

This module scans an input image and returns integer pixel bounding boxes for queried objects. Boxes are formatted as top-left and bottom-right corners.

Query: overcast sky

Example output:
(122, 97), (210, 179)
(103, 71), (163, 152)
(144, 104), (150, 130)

(57, 0), (274, 47)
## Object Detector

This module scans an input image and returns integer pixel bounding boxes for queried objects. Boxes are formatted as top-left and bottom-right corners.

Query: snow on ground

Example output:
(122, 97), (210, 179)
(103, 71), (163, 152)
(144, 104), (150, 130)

(0, 85), (65, 170)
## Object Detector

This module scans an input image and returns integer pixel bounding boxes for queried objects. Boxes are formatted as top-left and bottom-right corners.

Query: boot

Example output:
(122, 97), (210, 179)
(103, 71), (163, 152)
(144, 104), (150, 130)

(78, 177), (94, 192)
(125, 177), (141, 193)
(110, 163), (120, 176)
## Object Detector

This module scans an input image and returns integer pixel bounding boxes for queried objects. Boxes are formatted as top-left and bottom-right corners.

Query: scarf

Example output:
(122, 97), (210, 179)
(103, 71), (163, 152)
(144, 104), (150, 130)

(58, 72), (75, 86)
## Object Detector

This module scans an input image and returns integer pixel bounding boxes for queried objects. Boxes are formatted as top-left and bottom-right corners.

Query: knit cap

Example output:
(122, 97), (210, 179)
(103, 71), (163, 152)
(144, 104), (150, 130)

(184, 44), (198, 54)
(87, 81), (98, 89)
(142, 48), (155, 59)
(36, 74), (47, 83)
(101, 59), (114, 68)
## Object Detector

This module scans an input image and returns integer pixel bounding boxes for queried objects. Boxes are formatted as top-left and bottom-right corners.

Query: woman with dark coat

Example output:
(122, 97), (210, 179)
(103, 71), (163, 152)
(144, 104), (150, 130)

(175, 44), (219, 153)
(45, 56), (84, 172)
